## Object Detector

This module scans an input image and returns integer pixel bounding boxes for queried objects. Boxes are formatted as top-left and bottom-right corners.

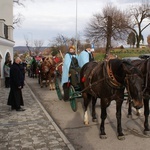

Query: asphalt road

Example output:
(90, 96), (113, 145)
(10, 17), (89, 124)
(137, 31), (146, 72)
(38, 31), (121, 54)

(25, 75), (150, 150)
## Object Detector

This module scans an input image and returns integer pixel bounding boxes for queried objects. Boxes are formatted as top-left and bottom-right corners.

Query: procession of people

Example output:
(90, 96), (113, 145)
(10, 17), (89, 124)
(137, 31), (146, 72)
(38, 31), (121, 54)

(4, 43), (95, 110)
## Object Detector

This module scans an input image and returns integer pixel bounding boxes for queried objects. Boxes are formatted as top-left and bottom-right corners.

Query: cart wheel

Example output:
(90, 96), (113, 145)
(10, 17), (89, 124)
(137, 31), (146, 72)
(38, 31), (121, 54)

(55, 76), (64, 100)
(69, 85), (77, 112)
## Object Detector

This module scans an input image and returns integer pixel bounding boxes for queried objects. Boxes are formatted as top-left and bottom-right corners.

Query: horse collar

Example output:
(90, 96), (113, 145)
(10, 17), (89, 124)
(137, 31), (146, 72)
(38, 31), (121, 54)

(105, 61), (123, 89)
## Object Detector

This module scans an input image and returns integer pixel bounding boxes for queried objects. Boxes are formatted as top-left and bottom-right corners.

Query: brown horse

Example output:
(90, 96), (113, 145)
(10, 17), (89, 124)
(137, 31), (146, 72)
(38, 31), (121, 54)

(80, 59), (143, 140)
(128, 58), (150, 135)
(39, 57), (56, 90)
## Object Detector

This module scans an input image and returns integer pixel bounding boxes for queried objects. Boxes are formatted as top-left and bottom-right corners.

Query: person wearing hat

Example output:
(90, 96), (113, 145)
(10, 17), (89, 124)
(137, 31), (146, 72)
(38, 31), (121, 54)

(78, 43), (94, 67)
(61, 46), (81, 100)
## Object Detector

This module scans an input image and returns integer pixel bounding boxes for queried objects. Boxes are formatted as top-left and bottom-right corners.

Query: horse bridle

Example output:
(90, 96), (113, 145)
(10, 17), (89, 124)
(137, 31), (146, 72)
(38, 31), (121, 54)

(81, 60), (123, 97)
(124, 74), (134, 102)
(124, 73), (143, 104)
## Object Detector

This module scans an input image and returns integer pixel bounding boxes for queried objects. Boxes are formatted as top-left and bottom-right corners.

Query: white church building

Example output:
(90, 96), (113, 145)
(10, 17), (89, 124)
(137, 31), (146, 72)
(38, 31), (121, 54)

(0, 0), (14, 87)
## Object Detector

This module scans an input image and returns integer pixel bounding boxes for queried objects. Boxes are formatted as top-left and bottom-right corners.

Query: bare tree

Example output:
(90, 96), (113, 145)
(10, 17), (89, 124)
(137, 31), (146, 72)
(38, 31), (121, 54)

(34, 40), (44, 55)
(13, 13), (24, 27)
(53, 34), (67, 47)
(49, 34), (84, 54)
(127, 32), (136, 48)
(24, 35), (33, 56)
(128, 0), (150, 48)
(13, 0), (26, 6)
(85, 4), (130, 55)
(13, 0), (33, 27)
(50, 34), (68, 53)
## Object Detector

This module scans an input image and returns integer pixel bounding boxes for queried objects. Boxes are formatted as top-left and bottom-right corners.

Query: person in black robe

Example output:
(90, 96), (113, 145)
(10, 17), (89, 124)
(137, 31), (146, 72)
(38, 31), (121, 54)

(7, 57), (25, 111)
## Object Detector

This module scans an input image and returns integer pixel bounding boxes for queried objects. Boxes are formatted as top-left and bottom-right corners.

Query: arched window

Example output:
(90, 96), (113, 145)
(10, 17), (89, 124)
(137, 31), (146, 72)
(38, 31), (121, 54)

(5, 52), (11, 62)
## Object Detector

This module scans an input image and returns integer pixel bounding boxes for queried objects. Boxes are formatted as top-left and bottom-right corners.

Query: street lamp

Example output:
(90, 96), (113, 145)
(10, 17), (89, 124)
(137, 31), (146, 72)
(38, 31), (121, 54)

(75, 0), (78, 54)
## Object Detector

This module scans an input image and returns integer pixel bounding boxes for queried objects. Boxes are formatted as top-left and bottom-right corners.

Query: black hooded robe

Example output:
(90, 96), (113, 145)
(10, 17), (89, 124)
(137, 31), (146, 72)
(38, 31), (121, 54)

(7, 62), (24, 110)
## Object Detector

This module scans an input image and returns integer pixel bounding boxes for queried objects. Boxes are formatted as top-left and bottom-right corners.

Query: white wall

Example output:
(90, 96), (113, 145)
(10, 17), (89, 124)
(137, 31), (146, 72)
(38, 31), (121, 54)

(0, 0), (14, 87)
(0, 0), (13, 25)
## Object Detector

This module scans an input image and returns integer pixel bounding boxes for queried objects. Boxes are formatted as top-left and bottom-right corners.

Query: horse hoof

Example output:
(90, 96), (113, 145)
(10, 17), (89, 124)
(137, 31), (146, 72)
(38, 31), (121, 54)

(100, 134), (107, 139)
(143, 130), (150, 135)
(84, 121), (89, 125)
(92, 118), (97, 122)
(136, 112), (141, 116)
(118, 135), (125, 140)
(127, 114), (132, 118)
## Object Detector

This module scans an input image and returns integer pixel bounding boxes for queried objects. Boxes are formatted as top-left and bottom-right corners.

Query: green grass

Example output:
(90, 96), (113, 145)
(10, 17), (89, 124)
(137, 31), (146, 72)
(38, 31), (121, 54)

(94, 48), (150, 61)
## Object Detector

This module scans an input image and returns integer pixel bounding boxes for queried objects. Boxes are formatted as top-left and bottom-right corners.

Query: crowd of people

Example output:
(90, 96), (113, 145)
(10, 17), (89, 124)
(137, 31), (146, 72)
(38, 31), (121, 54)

(4, 43), (95, 110)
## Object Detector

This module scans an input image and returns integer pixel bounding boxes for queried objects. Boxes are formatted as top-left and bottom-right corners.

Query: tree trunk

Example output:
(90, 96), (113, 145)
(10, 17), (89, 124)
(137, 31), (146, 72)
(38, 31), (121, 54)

(105, 16), (112, 58)
(136, 32), (142, 48)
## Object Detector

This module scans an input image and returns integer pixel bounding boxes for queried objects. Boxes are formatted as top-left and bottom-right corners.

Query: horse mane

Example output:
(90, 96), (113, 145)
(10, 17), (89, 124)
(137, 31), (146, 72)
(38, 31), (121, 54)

(44, 56), (55, 66)
(122, 59), (143, 77)
(105, 59), (143, 86)
(108, 59), (124, 76)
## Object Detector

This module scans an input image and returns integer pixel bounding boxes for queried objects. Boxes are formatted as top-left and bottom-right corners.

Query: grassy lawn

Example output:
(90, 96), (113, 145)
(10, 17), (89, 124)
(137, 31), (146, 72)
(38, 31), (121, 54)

(94, 48), (150, 61)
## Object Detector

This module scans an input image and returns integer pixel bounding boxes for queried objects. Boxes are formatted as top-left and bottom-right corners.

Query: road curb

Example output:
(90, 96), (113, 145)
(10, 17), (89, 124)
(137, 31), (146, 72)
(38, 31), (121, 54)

(26, 82), (75, 150)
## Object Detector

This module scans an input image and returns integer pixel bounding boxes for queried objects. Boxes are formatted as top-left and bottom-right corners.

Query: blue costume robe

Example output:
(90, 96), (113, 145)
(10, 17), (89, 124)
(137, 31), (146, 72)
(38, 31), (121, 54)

(78, 50), (91, 67)
(61, 53), (79, 86)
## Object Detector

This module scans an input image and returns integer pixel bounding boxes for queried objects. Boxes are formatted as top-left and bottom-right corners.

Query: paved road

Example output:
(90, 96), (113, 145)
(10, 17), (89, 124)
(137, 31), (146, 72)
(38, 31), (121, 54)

(26, 75), (150, 150)
(0, 79), (75, 150)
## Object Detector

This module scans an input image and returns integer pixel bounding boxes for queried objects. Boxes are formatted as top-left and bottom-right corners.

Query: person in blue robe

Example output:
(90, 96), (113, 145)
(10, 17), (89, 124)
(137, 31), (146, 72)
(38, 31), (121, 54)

(61, 46), (80, 86)
(61, 46), (80, 100)
(78, 44), (94, 68)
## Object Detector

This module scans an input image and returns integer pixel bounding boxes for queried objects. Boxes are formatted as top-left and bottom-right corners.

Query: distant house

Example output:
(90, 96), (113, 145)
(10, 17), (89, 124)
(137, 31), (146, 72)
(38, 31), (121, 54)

(139, 45), (147, 48)
(0, 0), (14, 87)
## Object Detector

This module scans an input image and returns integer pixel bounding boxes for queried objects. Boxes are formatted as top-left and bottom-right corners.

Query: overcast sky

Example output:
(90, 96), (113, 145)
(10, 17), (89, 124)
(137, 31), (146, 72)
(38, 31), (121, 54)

(13, 0), (149, 47)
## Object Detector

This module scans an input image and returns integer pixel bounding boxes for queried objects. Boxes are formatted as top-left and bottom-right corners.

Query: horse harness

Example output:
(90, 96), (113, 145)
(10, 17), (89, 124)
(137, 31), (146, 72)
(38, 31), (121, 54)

(41, 58), (56, 78)
(104, 61), (123, 89)
(104, 60), (142, 101)
(81, 60), (124, 97)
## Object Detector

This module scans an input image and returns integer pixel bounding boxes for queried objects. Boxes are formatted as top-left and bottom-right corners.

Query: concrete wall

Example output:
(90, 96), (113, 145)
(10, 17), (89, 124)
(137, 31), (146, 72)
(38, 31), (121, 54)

(0, 0), (14, 87)
(0, 0), (13, 25)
